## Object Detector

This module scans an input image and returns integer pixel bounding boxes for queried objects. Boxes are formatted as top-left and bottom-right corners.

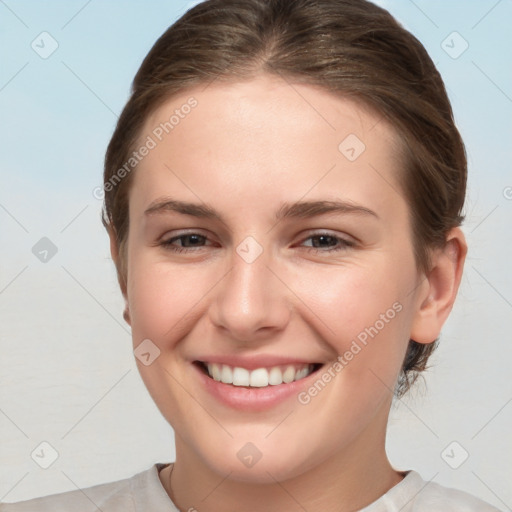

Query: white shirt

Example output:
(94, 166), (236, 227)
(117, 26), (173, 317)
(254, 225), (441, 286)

(0, 462), (502, 511)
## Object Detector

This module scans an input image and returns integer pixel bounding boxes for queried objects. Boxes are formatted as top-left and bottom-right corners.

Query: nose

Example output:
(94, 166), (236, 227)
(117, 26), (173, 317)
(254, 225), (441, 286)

(208, 241), (291, 343)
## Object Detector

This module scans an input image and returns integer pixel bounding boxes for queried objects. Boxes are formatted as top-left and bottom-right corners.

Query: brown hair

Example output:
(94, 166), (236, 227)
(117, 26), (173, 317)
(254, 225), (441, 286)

(102, 0), (467, 398)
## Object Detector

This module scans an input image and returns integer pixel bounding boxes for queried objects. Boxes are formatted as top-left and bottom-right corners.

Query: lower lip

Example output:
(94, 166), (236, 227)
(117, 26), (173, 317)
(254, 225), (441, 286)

(193, 363), (321, 412)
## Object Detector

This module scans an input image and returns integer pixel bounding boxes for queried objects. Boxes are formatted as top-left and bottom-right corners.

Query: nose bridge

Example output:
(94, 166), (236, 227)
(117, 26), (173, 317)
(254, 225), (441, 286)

(210, 236), (290, 339)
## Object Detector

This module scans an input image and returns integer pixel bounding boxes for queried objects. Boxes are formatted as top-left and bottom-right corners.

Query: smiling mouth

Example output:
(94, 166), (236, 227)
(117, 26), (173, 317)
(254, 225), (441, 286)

(195, 361), (323, 388)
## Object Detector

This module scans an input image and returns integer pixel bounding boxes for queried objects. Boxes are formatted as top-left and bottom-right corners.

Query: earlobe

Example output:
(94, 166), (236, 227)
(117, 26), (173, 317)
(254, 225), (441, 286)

(410, 228), (467, 344)
(123, 305), (131, 326)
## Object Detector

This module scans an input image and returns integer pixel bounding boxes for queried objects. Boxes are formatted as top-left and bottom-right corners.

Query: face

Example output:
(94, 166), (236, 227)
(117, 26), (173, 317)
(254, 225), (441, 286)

(122, 74), (427, 482)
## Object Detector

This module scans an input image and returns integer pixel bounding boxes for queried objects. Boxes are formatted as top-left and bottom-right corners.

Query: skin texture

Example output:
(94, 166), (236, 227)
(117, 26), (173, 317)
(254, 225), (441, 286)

(109, 74), (467, 512)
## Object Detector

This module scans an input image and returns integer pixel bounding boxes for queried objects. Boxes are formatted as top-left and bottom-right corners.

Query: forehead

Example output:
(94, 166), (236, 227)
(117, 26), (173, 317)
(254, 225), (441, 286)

(130, 74), (405, 221)
(141, 74), (398, 149)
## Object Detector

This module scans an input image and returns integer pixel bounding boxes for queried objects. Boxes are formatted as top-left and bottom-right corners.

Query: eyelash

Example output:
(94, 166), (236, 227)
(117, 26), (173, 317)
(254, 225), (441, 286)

(160, 232), (355, 254)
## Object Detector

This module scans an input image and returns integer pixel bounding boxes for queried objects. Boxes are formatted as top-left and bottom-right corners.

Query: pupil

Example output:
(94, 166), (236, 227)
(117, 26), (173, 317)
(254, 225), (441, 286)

(188, 235), (202, 245)
(314, 235), (334, 248)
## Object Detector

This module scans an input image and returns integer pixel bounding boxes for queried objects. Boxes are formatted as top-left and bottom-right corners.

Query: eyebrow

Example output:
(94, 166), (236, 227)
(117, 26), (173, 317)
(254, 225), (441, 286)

(144, 198), (379, 222)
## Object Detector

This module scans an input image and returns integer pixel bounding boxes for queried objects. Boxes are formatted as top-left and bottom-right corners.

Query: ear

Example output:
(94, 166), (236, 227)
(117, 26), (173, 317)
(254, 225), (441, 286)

(410, 227), (467, 344)
(108, 227), (131, 326)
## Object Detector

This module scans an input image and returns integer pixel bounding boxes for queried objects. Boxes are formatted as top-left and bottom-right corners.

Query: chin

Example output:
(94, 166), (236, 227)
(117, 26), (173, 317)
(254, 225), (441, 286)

(189, 433), (325, 484)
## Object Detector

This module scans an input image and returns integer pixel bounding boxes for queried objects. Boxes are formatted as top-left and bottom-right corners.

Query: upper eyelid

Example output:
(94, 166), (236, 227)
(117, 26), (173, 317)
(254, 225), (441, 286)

(162, 230), (213, 242)
(161, 230), (355, 246)
(300, 232), (354, 243)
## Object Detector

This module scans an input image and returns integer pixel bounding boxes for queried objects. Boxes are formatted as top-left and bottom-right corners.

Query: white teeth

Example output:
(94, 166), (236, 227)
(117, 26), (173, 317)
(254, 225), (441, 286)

(211, 363), (221, 381)
(232, 367), (250, 386)
(282, 365), (295, 384)
(268, 367), (283, 385)
(249, 368), (269, 387)
(205, 363), (315, 387)
(294, 367), (309, 381)
(220, 364), (233, 384)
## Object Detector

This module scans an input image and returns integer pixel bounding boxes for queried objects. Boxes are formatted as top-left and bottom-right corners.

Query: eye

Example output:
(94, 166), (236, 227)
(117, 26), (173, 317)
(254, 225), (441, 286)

(159, 231), (355, 254)
(299, 232), (355, 253)
(160, 233), (212, 253)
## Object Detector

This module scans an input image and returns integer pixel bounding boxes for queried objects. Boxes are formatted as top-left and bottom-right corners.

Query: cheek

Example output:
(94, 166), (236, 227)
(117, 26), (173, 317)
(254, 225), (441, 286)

(291, 258), (414, 385)
(295, 258), (410, 335)
(126, 255), (213, 346)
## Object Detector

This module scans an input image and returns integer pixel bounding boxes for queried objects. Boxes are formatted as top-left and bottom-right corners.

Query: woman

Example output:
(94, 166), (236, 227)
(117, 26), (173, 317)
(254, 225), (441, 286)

(1, 0), (502, 510)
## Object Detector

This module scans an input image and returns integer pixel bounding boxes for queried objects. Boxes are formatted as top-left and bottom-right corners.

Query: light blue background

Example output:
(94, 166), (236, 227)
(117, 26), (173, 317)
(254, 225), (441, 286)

(0, 0), (511, 509)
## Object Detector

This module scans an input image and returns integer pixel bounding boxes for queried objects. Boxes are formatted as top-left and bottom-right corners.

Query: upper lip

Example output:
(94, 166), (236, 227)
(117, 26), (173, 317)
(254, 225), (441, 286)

(194, 355), (323, 370)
